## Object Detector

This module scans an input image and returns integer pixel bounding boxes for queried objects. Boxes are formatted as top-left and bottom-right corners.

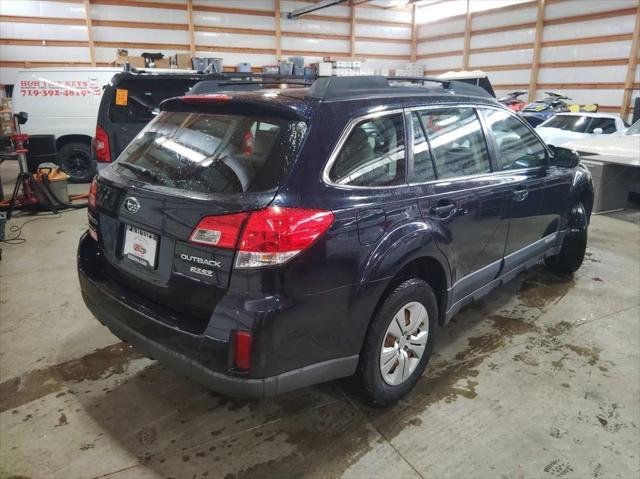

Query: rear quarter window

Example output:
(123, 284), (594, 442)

(328, 113), (406, 187)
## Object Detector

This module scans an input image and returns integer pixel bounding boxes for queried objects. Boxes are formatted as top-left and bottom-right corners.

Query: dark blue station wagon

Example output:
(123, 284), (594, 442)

(78, 76), (593, 406)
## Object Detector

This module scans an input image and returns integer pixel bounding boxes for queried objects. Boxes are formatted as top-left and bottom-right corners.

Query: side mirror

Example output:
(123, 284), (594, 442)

(547, 144), (557, 156)
(552, 147), (580, 168)
(14, 111), (28, 125)
(592, 127), (603, 135)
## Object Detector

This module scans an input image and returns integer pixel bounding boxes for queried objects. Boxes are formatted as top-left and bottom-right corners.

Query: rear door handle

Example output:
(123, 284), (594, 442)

(429, 203), (456, 219)
(513, 189), (529, 202)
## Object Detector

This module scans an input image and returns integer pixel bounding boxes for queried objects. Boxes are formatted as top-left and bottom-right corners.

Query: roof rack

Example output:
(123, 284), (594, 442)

(307, 75), (493, 101)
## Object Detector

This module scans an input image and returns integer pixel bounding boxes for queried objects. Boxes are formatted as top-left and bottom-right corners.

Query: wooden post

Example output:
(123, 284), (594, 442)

(187, 0), (196, 57)
(410, 3), (417, 62)
(528, 0), (546, 102)
(83, 0), (96, 66)
(350, 1), (356, 58)
(275, 0), (282, 60)
(462, 0), (471, 69)
(621, 4), (640, 121)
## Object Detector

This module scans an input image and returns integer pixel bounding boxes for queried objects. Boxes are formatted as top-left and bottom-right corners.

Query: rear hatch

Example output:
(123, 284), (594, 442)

(94, 104), (308, 326)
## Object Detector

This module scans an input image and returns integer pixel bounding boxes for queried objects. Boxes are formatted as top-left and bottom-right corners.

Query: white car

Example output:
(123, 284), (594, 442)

(535, 113), (626, 148)
(561, 119), (640, 167)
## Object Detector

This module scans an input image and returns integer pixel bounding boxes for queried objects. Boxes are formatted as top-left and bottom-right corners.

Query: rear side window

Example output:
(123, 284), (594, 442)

(329, 114), (405, 187)
(109, 79), (198, 124)
(113, 111), (307, 194)
(587, 117), (617, 134)
(541, 115), (589, 132)
(481, 108), (547, 170)
(410, 112), (436, 183)
(419, 107), (491, 179)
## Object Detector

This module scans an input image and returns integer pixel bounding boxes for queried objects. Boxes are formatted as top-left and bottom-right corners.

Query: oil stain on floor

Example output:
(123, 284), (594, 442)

(0, 342), (140, 413)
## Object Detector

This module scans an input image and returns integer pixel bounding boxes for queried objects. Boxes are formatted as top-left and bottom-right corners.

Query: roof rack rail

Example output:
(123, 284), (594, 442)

(307, 75), (493, 101)
(388, 76), (451, 87)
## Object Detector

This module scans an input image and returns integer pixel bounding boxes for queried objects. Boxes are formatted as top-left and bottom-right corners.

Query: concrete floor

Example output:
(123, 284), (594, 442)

(1, 160), (639, 479)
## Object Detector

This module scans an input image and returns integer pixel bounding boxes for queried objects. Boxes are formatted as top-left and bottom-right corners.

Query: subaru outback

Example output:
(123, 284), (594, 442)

(78, 76), (593, 406)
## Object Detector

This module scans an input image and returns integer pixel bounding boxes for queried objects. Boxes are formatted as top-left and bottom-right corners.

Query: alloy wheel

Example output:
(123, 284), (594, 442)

(63, 148), (92, 177)
(379, 301), (429, 386)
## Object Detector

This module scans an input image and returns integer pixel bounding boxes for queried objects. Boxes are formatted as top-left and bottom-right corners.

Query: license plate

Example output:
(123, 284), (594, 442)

(123, 225), (158, 268)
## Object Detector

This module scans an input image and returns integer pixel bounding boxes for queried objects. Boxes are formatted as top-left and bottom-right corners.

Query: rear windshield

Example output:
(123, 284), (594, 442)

(109, 79), (199, 124)
(541, 115), (589, 132)
(113, 111), (307, 194)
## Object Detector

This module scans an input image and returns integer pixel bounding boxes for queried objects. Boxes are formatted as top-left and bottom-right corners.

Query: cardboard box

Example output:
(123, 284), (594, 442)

(313, 62), (332, 77)
(154, 58), (170, 68)
(115, 54), (145, 68)
(172, 53), (192, 69)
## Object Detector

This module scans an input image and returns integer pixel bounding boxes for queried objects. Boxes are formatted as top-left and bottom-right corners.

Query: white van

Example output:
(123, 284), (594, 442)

(12, 67), (121, 182)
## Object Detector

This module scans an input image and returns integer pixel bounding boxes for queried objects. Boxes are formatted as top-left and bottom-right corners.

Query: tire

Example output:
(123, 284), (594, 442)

(357, 278), (438, 407)
(545, 201), (588, 275)
(57, 142), (96, 183)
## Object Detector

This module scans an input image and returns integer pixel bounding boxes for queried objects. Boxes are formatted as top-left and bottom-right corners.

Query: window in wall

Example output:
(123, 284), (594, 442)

(329, 114), (405, 187)
(419, 107), (491, 179)
(482, 108), (547, 170)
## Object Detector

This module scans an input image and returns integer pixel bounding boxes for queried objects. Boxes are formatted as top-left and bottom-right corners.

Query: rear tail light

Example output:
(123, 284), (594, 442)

(94, 125), (111, 163)
(233, 330), (252, 371)
(88, 178), (98, 240)
(188, 207), (334, 268)
(189, 212), (248, 248)
(88, 178), (98, 209)
(236, 207), (334, 268)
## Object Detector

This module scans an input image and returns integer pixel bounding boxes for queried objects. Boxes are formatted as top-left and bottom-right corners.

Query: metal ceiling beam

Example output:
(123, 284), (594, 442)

(285, 0), (348, 19)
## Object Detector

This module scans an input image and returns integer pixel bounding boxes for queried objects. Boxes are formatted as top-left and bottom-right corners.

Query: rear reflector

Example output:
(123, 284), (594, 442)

(94, 125), (111, 163)
(234, 331), (252, 371)
(189, 212), (248, 248)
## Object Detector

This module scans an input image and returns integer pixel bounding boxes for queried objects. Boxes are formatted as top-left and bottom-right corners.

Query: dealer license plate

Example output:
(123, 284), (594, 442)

(123, 224), (158, 268)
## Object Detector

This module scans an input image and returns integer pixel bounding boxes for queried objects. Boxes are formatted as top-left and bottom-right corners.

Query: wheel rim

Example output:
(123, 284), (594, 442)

(380, 301), (429, 386)
(568, 202), (587, 235)
(63, 148), (91, 177)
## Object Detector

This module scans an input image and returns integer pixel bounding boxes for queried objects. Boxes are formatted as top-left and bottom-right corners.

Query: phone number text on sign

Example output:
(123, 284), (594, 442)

(19, 79), (103, 97)
(21, 89), (92, 97)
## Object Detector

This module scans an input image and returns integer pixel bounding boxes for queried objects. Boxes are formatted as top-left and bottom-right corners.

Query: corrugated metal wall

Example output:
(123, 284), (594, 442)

(418, 0), (640, 119)
(1, 0), (638, 118)
(0, 0), (413, 83)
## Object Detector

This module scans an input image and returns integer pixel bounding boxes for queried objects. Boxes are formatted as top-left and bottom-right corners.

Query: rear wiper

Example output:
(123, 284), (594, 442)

(118, 162), (160, 182)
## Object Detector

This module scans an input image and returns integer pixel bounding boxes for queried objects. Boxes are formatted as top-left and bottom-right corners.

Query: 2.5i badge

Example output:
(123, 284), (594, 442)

(189, 266), (214, 277)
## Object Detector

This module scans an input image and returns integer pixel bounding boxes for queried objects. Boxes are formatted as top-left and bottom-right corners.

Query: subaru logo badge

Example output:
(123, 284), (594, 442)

(124, 197), (141, 214)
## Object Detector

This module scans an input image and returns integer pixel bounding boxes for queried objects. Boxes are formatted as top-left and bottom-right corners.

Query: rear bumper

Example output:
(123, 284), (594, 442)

(78, 232), (358, 398)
